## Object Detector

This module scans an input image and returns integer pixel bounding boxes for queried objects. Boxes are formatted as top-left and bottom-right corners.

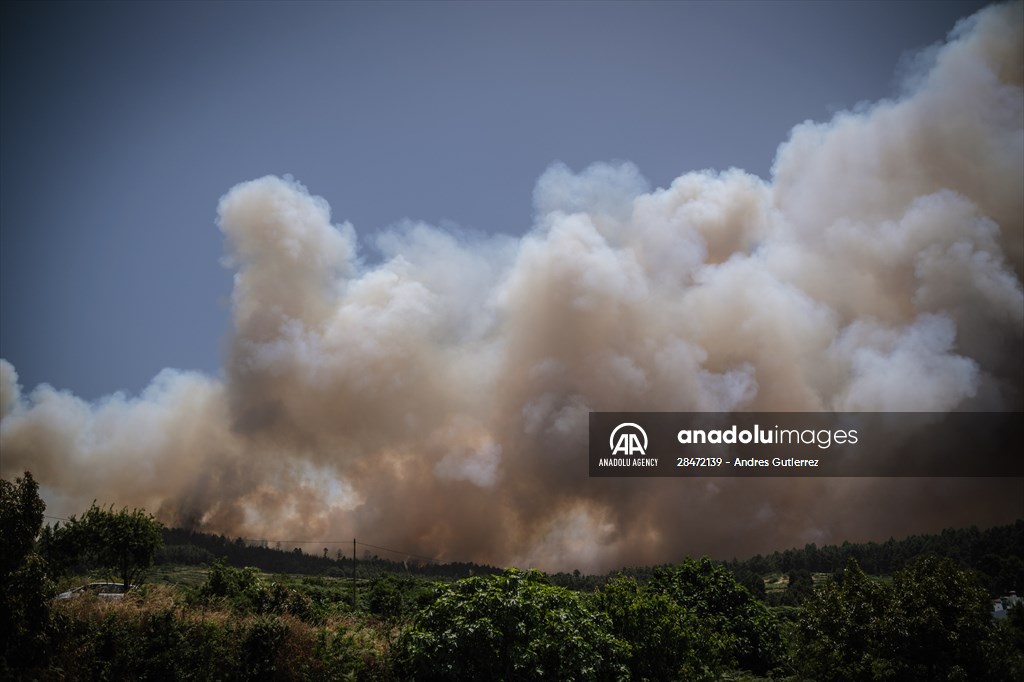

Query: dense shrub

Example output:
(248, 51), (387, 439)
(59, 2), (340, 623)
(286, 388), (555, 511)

(45, 598), (379, 681)
(196, 559), (320, 623)
(593, 575), (710, 681)
(396, 568), (628, 681)
(242, 615), (289, 679)
(368, 574), (432, 621)
(648, 558), (785, 676)
(368, 574), (405, 621)
(798, 556), (1013, 681)
(311, 622), (386, 681)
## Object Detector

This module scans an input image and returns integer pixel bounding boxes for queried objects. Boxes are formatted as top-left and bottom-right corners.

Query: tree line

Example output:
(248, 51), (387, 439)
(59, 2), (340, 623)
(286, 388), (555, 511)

(160, 519), (1024, 598)
(726, 522), (1024, 594)
(159, 527), (503, 580)
(4, 469), (1024, 680)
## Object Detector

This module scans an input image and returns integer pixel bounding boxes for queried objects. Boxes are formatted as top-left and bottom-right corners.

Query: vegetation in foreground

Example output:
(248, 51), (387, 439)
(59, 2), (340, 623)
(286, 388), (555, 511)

(3, 471), (1023, 681)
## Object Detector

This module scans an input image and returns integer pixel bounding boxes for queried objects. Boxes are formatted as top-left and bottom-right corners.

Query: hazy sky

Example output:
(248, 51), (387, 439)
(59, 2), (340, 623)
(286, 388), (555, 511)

(2, 1), (1021, 570)
(0, 0), (993, 401)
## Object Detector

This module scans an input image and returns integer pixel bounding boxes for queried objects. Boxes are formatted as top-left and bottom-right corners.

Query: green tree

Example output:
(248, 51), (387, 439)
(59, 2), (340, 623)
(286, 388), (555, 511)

(881, 556), (1002, 681)
(649, 558), (785, 676)
(772, 567), (815, 606)
(593, 575), (711, 681)
(798, 556), (1009, 681)
(797, 559), (890, 681)
(732, 567), (767, 600)
(41, 502), (163, 590)
(396, 568), (628, 681)
(0, 471), (54, 670)
(0, 471), (44, 577)
(995, 602), (1024, 680)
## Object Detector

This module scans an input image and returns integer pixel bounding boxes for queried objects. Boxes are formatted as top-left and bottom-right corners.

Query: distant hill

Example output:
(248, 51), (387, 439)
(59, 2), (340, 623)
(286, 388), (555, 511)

(542, 520), (1024, 595)
(157, 527), (502, 580)
(161, 519), (1024, 596)
(725, 519), (1024, 593)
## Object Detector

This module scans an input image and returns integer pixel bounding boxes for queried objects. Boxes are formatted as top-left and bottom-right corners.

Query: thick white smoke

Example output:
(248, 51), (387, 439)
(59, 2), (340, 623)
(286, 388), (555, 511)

(2, 2), (1022, 571)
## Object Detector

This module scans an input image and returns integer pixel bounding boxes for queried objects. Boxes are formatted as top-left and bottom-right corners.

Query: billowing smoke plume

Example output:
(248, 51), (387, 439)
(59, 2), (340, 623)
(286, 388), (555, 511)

(2, 3), (1022, 572)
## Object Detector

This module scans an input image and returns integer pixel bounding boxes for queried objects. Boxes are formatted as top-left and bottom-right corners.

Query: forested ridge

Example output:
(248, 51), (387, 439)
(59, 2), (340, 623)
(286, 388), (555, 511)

(161, 520), (1024, 595)
(4, 471), (1023, 681)
(158, 527), (503, 581)
(728, 521), (1024, 586)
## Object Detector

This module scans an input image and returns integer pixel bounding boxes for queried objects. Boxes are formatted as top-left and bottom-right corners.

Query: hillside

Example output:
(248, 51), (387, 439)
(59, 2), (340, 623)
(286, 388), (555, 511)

(159, 520), (1024, 599)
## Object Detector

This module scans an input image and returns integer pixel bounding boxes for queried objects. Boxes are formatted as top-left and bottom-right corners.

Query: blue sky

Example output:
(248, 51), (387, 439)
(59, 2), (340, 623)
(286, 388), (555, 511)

(0, 0), (992, 400)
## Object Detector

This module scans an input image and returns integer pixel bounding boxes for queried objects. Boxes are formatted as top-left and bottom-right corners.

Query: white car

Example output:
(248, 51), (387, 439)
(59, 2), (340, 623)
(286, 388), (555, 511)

(56, 582), (129, 601)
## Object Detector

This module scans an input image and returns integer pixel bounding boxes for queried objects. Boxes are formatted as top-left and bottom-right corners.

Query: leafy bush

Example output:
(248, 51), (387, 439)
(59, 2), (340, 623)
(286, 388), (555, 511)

(196, 560), (320, 623)
(396, 568), (628, 681)
(47, 597), (382, 681)
(313, 624), (379, 680)
(368, 574), (405, 621)
(242, 615), (288, 680)
(648, 559), (785, 676)
(798, 556), (1010, 681)
(593, 575), (709, 681)
(368, 573), (432, 621)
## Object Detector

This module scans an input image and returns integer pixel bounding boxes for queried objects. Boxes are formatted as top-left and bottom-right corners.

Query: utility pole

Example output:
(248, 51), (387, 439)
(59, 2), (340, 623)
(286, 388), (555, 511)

(352, 538), (357, 610)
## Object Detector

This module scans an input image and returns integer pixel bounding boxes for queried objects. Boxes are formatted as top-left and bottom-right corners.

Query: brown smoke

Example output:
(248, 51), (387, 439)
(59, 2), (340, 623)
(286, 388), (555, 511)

(2, 3), (1022, 572)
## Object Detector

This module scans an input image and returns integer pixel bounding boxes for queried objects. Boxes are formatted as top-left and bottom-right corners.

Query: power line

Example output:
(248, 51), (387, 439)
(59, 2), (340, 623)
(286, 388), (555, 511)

(248, 539), (348, 544)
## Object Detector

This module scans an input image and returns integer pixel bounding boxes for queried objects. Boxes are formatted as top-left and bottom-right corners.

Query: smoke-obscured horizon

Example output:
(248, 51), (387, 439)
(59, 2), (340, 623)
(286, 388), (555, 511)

(2, 2), (1022, 572)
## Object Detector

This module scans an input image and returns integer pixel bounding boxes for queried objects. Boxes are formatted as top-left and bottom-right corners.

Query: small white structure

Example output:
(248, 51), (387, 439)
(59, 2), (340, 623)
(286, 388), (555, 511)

(992, 591), (1020, 620)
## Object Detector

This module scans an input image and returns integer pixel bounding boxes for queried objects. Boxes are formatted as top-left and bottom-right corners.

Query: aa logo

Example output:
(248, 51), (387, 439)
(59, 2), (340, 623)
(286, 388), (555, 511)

(610, 423), (648, 456)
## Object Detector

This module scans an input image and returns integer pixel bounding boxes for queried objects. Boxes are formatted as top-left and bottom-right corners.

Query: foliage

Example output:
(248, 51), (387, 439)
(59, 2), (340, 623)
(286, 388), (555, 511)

(46, 602), (349, 681)
(196, 559), (320, 623)
(368, 573), (407, 621)
(314, 624), (377, 680)
(731, 567), (767, 600)
(161, 526), (502, 581)
(157, 543), (216, 565)
(0, 471), (45, 576)
(797, 556), (1011, 681)
(0, 471), (55, 671)
(6, 471), (1022, 680)
(993, 601), (1024, 680)
(396, 568), (629, 681)
(768, 568), (816, 606)
(797, 559), (889, 681)
(730, 520), (1024, 592)
(881, 556), (1006, 680)
(649, 559), (785, 676)
(242, 615), (289, 679)
(165, 520), (1024, 597)
(593, 575), (709, 681)
(41, 502), (163, 589)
